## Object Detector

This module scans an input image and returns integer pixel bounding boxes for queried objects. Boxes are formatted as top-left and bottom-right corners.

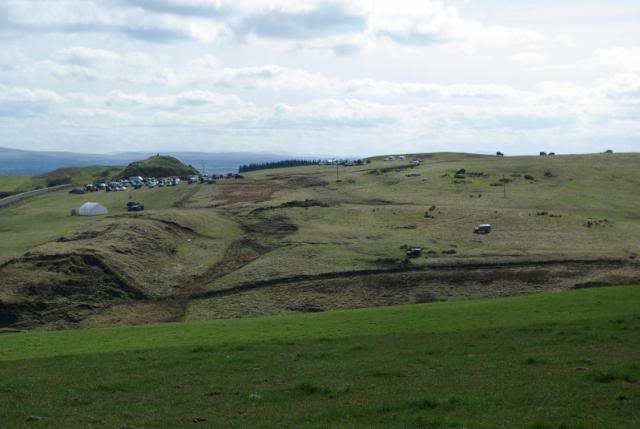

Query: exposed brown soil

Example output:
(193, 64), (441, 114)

(250, 199), (330, 214)
(241, 215), (298, 238)
(79, 300), (186, 327)
(216, 181), (283, 205)
(0, 216), (201, 328)
(189, 259), (640, 319)
(0, 253), (147, 328)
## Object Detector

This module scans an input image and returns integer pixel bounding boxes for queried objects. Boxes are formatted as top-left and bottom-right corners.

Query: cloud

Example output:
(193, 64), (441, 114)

(0, 85), (66, 118)
(122, 0), (229, 18)
(236, 1), (368, 40)
(0, 0), (209, 43)
(512, 52), (547, 65)
(265, 98), (399, 129)
(54, 46), (121, 66)
(594, 47), (640, 72)
(0, 0), (545, 54)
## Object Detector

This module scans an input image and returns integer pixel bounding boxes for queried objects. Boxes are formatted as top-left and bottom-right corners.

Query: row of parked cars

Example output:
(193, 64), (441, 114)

(186, 173), (245, 184)
(69, 173), (245, 195)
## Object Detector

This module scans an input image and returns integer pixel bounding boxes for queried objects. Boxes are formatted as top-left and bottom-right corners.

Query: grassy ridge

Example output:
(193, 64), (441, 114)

(0, 286), (638, 428)
(0, 166), (123, 193)
(0, 184), (200, 260)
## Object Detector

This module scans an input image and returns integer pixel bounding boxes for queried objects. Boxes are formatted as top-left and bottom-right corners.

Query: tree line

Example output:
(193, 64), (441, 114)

(238, 159), (319, 173)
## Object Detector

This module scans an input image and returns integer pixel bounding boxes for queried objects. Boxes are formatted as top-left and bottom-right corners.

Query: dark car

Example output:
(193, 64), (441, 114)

(406, 247), (423, 258)
(127, 201), (144, 212)
(69, 188), (86, 194)
(474, 224), (492, 234)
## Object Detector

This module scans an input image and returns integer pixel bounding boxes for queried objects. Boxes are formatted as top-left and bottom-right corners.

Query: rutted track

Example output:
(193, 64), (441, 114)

(189, 257), (637, 300)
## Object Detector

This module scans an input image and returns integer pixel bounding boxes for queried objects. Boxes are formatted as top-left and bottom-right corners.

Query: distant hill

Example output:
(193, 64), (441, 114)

(37, 166), (124, 187)
(120, 155), (199, 178)
(0, 147), (312, 176)
(0, 166), (124, 196)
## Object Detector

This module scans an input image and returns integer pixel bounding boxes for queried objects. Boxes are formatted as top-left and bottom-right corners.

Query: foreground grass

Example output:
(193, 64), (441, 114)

(1, 286), (639, 428)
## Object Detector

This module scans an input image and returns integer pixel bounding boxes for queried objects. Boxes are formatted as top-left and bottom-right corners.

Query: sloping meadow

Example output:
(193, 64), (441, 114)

(0, 210), (239, 328)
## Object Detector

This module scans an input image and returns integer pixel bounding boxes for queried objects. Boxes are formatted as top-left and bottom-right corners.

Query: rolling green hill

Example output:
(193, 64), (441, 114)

(0, 286), (638, 428)
(119, 155), (199, 178)
(0, 166), (123, 194)
(1, 152), (639, 428)
(1, 152), (639, 328)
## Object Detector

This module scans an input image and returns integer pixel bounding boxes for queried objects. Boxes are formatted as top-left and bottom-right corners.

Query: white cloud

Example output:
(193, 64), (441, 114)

(0, 0), (546, 54)
(2, 1), (640, 155)
(594, 47), (640, 72)
(512, 52), (547, 65)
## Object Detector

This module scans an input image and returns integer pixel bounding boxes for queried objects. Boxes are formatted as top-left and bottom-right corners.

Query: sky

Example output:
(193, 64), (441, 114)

(1, 0), (639, 157)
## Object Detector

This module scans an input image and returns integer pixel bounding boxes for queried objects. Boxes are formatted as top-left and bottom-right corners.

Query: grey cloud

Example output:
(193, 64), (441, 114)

(377, 29), (445, 46)
(0, 1), (193, 43)
(60, 22), (192, 43)
(0, 1), (369, 46)
(237, 3), (367, 40)
(331, 42), (363, 56)
(121, 0), (230, 17)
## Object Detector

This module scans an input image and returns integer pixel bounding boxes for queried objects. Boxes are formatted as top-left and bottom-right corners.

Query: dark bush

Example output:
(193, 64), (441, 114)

(46, 175), (72, 187)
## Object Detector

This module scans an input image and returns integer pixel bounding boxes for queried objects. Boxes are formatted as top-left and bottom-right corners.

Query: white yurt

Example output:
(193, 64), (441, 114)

(78, 202), (108, 216)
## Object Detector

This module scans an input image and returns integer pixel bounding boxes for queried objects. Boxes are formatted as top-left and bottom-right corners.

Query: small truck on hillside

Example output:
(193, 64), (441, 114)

(474, 224), (492, 234)
(406, 247), (423, 258)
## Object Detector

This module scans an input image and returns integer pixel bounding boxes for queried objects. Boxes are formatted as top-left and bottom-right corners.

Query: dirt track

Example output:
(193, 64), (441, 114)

(185, 258), (640, 319)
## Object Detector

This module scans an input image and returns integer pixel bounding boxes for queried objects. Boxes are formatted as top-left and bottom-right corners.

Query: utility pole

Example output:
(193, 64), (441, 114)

(336, 161), (340, 182)
(201, 160), (205, 176)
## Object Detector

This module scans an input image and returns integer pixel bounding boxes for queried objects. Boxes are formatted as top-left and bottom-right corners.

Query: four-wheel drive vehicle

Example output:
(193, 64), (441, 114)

(406, 247), (423, 258)
(127, 201), (144, 212)
(474, 224), (492, 234)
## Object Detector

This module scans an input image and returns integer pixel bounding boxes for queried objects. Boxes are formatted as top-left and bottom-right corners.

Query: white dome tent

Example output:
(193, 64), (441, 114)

(78, 202), (108, 216)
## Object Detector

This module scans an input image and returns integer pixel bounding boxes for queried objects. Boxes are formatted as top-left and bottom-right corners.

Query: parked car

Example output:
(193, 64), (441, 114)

(474, 224), (492, 234)
(126, 201), (144, 212)
(406, 247), (423, 258)
(69, 188), (86, 194)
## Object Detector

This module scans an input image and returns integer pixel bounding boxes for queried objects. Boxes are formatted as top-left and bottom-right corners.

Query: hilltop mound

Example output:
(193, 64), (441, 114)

(120, 155), (199, 178)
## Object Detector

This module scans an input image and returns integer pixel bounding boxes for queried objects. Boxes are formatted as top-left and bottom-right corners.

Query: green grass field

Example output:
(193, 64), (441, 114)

(1, 286), (638, 428)
(0, 184), (202, 260)
(186, 152), (640, 294)
(2, 152), (640, 326)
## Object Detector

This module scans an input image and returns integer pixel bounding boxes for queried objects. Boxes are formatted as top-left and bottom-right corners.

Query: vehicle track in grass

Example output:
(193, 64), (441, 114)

(188, 257), (638, 301)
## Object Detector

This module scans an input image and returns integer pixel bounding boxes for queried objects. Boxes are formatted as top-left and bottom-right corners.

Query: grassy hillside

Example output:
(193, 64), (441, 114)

(1, 152), (640, 327)
(120, 155), (199, 178)
(0, 184), (207, 260)
(0, 286), (638, 428)
(0, 166), (123, 194)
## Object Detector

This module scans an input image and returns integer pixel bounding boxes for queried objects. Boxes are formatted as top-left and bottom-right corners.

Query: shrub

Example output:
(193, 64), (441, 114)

(46, 175), (72, 187)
